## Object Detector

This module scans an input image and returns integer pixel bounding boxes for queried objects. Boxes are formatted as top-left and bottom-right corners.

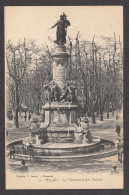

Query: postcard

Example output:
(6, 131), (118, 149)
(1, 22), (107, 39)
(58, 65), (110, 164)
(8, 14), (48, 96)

(5, 6), (123, 189)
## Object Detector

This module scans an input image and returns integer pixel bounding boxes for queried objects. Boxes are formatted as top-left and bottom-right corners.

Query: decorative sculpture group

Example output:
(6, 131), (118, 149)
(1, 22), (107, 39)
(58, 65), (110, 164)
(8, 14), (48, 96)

(75, 117), (92, 144)
(44, 80), (77, 103)
(30, 118), (48, 144)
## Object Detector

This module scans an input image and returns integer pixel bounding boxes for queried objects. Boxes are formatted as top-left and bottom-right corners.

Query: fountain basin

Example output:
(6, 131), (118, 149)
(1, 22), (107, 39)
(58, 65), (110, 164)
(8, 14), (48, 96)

(7, 137), (116, 162)
(14, 148), (118, 162)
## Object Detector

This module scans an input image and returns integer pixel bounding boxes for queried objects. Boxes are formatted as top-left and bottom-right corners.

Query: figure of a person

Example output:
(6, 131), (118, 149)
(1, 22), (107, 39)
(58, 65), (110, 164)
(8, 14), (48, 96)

(27, 143), (34, 162)
(19, 145), (26, 155)
(85, 131), (92, 143)
(51, 13), (70, 45)
(28, 113), (31, 121)
(111, 165), (119, 175)
(77, 118), (81, 127)
(19, 160), (28, 173)
(69, 82), (77, 103)
(116, 113), (119, 120)
(67, 86), (72, 102)
(117, 140), (123, 163)
(8, 146), (15, 159)
(118, 149), (123, 163)
(60, 85), (69, 102)
(116, 123), (121, 136)
(45, 91), (49, 102)
(25, 112), (27, 122)
(51, 83), (58, 102)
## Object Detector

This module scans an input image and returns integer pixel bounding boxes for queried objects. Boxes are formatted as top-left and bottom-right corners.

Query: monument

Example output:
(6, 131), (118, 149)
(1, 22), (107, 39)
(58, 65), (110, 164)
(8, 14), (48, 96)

(28, 12), (92, 144)
(43, 13), (78, 143)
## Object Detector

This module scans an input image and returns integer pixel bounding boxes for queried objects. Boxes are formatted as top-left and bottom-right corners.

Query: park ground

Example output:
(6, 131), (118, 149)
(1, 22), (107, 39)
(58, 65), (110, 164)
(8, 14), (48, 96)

(6, 112), (123, 174)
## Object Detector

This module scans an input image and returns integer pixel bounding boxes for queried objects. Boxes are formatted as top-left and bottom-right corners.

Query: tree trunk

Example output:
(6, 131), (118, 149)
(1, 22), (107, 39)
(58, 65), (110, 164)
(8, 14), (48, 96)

(99, 100), (103, 121)
(106, 95), (109, 119)
(107, 111), (109, 119)
(69, 40), (72, 78)
(14, 82), (19, 128)
(99, 109), (103, 121)
(14, 108), (19, 128)
(111, 101), (114, 117)
(91, 111), (96, 124)
(37, 103), (40, 115)
(106, 103), (109, 119)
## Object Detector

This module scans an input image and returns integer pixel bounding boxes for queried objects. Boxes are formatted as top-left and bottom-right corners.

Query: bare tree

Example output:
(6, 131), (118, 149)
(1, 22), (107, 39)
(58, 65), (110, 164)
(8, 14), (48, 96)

(6, 39), (34, 128)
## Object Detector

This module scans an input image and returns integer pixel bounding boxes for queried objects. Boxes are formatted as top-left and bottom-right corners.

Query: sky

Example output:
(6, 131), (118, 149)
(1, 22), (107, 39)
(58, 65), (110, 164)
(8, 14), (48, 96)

(5, 6), (123, 46)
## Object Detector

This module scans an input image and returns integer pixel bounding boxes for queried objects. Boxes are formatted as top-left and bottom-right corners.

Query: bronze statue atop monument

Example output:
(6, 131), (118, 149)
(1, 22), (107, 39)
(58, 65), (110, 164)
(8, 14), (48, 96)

(50, 12), (70, 45)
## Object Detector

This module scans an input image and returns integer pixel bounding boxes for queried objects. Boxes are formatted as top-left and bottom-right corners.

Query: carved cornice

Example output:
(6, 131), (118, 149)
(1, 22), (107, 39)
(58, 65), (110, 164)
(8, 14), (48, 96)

(52, 53), (70, 58)
(54, 58), (67, 66)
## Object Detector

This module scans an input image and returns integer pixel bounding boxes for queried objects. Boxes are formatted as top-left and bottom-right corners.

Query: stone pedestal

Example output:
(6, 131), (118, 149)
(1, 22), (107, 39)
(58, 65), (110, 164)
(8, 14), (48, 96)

(43, 45), (78, 143)
(52, 45), (69, 88)
(43, 102), (78, 143)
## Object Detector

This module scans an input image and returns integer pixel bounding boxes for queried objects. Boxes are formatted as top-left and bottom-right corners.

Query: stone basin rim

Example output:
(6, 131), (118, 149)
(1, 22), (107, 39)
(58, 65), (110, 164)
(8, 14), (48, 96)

(22, 136), (101, 149)
(6, 138), (116, 161)
(14, 148), (118, 159)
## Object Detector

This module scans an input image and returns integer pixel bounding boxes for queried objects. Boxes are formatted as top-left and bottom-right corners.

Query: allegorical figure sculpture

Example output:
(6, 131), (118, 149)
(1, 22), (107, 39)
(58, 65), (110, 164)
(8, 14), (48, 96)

(60, 81), (77, 103)
(44, 80), (61, 102)
(51, 12), (70, 45)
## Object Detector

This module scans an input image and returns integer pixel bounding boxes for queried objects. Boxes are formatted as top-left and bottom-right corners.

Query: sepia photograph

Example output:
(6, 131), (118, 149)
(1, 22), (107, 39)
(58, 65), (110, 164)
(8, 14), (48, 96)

(5, 6), (123, 189)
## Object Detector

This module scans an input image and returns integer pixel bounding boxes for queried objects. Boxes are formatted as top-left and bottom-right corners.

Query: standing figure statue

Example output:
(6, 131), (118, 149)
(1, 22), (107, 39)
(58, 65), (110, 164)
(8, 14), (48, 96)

(50, 81), (60, 102)
(44, 80), (61, 102)
(51, 13), (70, 45)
